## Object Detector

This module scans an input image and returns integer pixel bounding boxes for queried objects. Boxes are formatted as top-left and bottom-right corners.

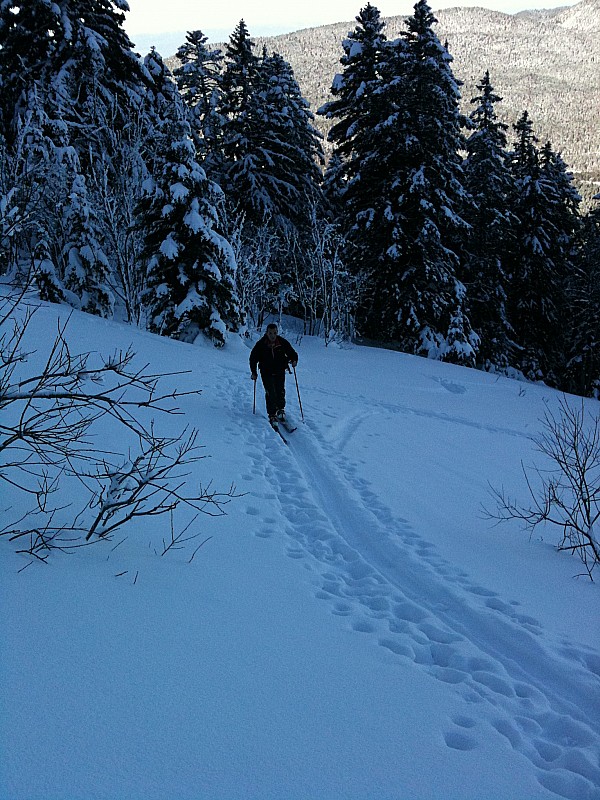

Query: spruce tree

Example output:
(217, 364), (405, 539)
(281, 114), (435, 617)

(58, 0), (147, 169)
(5, 84), (73, 298)
(383, 0), (475, 364)
(507, 111), (548, 380)
(540, 141), (581, 382)
(323, 1), (476, 363)
(218, 21), (264, 224)
(0, 0), (149, 313)
(322, 152), (345, 212)
(221, 20), (260, 115)
(463, 71), (517, 371)
(564, 198), (600, 396)
(0, 3), (67, 289)
(174, 30), (224, 167)
(257, 51), (324, 234)
(258, 50), (325, 314)
(539, 142), (581, 274)
(0, 0), (63, 146)
(318, 4), (392, 326)
(317, 3), (390, 254)
(63, 1), (151, 318)
(218, 24), (323, 233)
(507, 112), (579, 383)
(318, 3), (387, 174)
(139, 50), (241, 346)
(62, 173), (114, 316)
(218, 24), (324, 323)
(0, 133), (12, 274)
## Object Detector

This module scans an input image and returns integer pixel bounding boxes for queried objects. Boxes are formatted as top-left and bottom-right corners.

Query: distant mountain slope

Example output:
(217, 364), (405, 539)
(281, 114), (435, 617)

(167, 0), (599, 198)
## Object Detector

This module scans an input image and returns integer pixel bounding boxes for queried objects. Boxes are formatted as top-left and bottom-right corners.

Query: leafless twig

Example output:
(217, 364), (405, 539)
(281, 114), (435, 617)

(487, 396), (600, 579)
(1, 289), (238, 564)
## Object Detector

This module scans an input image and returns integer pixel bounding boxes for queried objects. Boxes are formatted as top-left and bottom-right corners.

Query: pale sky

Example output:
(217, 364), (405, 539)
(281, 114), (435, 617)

(123, 0), (576, 40)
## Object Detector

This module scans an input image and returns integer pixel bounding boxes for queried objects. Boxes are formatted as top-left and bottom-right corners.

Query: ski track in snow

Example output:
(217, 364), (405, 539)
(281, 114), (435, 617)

(308, 383), (537, 441)
(218, 369), (600, 800)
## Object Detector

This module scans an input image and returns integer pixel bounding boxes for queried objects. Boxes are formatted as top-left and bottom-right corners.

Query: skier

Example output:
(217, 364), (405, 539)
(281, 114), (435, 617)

(250, 323), (298, 427)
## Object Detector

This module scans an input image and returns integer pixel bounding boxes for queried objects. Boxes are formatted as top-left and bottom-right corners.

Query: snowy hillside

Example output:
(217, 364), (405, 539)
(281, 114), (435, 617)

(1, 298), (599, 800)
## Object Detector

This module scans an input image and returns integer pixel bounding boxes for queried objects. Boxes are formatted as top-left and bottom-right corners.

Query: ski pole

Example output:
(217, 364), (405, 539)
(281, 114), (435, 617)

(253, 376), (256, 415)
(293, 364), (304, 422)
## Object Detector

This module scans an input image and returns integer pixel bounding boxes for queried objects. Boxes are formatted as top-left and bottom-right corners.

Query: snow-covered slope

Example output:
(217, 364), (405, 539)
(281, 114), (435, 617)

(1, 300), (599, 800)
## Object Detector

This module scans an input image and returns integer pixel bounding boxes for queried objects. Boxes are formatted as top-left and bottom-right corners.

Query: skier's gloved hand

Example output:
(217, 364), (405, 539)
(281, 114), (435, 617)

(291, 360), (298, 368)
(251, 372), (258, 381)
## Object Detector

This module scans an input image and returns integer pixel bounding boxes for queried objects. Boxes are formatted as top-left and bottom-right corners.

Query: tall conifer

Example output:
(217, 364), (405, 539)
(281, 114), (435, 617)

(139, 50), (241, 346)
(174, 30), (224, 167)
(0, 0), (149, 313)
(318, 4), (387, 172)
(564, 198), (600, 396)
(507, 112), (579, 383)
(322, 1), (476, 362)
(463, 71), (517, 371)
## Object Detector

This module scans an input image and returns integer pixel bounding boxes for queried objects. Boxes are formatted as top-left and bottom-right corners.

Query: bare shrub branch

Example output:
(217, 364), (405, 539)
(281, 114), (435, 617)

(0, 289), (238, 566)
(487, 396), (600, 579)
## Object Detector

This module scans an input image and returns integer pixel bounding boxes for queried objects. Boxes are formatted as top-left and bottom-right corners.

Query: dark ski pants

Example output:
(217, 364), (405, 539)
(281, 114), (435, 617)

(261, 373), (286, 417)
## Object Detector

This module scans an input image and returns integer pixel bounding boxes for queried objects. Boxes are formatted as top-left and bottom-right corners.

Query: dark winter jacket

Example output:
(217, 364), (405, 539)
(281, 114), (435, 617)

(250, 335), (298, 377)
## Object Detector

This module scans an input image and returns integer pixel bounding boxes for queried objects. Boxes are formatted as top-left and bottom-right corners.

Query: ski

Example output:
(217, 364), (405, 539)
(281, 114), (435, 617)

(270, 420), (288, 444)
(280, 420), (297, 434)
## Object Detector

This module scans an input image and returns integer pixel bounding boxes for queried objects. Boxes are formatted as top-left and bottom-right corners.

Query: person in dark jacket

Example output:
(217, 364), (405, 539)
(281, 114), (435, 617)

(250, 323), (298, 424)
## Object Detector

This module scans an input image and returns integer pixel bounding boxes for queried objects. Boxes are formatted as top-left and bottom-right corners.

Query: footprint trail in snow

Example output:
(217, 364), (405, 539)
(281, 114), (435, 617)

(219, 368), (600, 800)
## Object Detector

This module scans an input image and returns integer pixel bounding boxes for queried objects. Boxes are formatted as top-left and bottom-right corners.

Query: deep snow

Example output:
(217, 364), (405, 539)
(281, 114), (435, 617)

(1, 298), (599, 800)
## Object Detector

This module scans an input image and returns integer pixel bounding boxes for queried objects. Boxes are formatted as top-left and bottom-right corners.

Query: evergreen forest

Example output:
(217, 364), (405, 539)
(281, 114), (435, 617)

(1, 0), (599, 396)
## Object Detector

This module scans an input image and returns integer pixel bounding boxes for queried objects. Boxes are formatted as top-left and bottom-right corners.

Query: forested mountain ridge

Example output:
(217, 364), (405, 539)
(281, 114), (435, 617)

(166, 0), (599, 198)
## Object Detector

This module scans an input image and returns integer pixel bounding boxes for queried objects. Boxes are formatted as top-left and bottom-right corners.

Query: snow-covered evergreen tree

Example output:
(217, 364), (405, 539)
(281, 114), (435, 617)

(539, 142), (581, 272)
(463, 71), (517, 371)
(219, 25), (323, 234)
(321, 1), (476, 364)
(0, 132), (24, 279)
(321, 152), (345, 213)
(0, 0), (149, 314)
(539, 141), (581, 380)
(564, 197), (600, 396)
(5, 86), (72, 299)
(253, 50), (325, 307)
(66, 0), (147, 106)
(139, 50), (241, 346)
(318, 3), (387, 185)
(381, 0), (476, 364)
(217, 22), (266, 225)
(318, 4), (392, 315)
(317, 2), (393, 262)
(258, 50), (324, 235)
(221, 20), (260, 115)
(174, 30), (224, 168)
(0, 4), (66, 288)
(217, 23), (325, 323)
(0, 0), (63, 146)
(58, 0), (148, 177)
(506, 112), (579, 383)
(63, 173), (114, 316)
(61, 2), (150, 317)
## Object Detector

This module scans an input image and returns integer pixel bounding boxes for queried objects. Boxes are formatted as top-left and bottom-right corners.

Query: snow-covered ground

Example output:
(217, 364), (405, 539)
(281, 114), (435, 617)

(1, 299), (599, 800)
